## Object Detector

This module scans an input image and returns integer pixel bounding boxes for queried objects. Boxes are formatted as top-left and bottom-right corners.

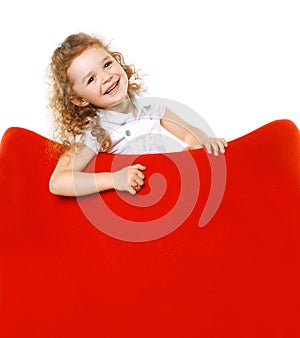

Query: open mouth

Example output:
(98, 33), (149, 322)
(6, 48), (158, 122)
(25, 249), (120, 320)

(105, 80), (119, 95)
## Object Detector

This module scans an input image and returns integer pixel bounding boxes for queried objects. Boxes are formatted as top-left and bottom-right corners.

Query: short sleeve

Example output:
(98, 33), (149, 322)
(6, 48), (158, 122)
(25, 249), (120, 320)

(78, 126), (102, 154)
(134, 96), (167, 120)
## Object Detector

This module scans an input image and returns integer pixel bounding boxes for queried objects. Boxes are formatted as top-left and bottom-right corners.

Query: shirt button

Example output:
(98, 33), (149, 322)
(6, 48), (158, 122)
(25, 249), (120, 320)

(125, 130), (131, 136)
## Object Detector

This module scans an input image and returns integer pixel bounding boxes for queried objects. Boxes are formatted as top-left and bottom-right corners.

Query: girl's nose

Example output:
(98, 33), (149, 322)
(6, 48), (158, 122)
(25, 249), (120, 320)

(101, 70), (112, 84)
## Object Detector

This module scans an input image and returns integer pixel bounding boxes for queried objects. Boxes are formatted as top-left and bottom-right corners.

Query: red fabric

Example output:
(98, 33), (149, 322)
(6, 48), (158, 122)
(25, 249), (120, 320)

(0, 119), (299, 337)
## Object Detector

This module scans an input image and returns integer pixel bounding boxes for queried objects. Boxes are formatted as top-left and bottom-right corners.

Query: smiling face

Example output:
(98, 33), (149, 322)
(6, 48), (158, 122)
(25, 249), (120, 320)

(67, 46), (129, 110)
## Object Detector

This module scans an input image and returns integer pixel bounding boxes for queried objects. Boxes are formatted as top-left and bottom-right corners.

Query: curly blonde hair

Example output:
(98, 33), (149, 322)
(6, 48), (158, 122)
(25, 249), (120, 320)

(48, 32), (144, 156)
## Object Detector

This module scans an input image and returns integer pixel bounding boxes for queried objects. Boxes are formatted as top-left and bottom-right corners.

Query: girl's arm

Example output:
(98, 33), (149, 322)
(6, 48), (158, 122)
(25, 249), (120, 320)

(49, 144), (146, 197)
(161, 108), (228, 156)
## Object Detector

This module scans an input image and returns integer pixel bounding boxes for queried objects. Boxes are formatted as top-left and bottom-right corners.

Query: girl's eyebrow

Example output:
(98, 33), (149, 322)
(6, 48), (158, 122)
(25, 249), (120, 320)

(81, 55), (112, 85)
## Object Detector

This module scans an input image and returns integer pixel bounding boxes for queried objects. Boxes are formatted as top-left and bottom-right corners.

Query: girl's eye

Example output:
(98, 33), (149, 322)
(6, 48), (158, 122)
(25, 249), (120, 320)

(87, 76), (95, 84)
(104, 60), (113, 68)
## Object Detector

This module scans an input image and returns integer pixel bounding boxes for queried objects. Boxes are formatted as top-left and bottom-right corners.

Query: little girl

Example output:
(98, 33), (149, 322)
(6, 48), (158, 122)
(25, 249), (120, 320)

(49, 32), (227, 197)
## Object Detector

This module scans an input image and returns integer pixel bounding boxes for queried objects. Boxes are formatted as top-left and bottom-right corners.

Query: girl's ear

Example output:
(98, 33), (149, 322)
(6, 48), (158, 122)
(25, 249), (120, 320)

(70, 96), (89, 107)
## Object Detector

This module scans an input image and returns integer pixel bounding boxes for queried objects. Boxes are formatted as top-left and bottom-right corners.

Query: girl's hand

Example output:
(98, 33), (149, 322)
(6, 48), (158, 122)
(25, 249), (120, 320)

(187, 138), (228, 156)
(111, 164), (146, 195)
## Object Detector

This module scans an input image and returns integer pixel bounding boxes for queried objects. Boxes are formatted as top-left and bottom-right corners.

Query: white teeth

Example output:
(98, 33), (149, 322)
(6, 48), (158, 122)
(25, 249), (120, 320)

(105, 81), (118, 94)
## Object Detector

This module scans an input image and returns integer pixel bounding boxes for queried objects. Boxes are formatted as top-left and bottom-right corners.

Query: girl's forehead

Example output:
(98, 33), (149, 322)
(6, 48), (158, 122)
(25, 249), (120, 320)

(82, 46), (110, 58)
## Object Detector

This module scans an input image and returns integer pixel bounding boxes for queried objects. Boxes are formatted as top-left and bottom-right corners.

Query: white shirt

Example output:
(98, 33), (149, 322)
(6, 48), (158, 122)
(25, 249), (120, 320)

(79, 97), (167, 154)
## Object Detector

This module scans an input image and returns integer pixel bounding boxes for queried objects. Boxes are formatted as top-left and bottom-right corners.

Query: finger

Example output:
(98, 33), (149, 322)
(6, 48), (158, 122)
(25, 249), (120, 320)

(132, 164), (146, 171)
(210, 142), (220, 156)
(128, 185), (137, 195)
(130, 174), (143, 187)
(204, 140), (218, 155)
(216, 140), (226, 154)
(128, 170), (144, 184)
(136, 170), (145, 180)
(219, 138), (229, 153)
(204, 142), (213, 154)
(127, 168), (143, 182)
(132, 183), (141, 192)
(134, 176), (144, 186)
(220, 138), (228, 148)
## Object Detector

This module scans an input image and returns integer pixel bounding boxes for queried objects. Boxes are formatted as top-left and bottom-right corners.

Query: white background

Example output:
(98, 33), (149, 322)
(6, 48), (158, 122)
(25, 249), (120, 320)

(0, 0), (299, 143)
